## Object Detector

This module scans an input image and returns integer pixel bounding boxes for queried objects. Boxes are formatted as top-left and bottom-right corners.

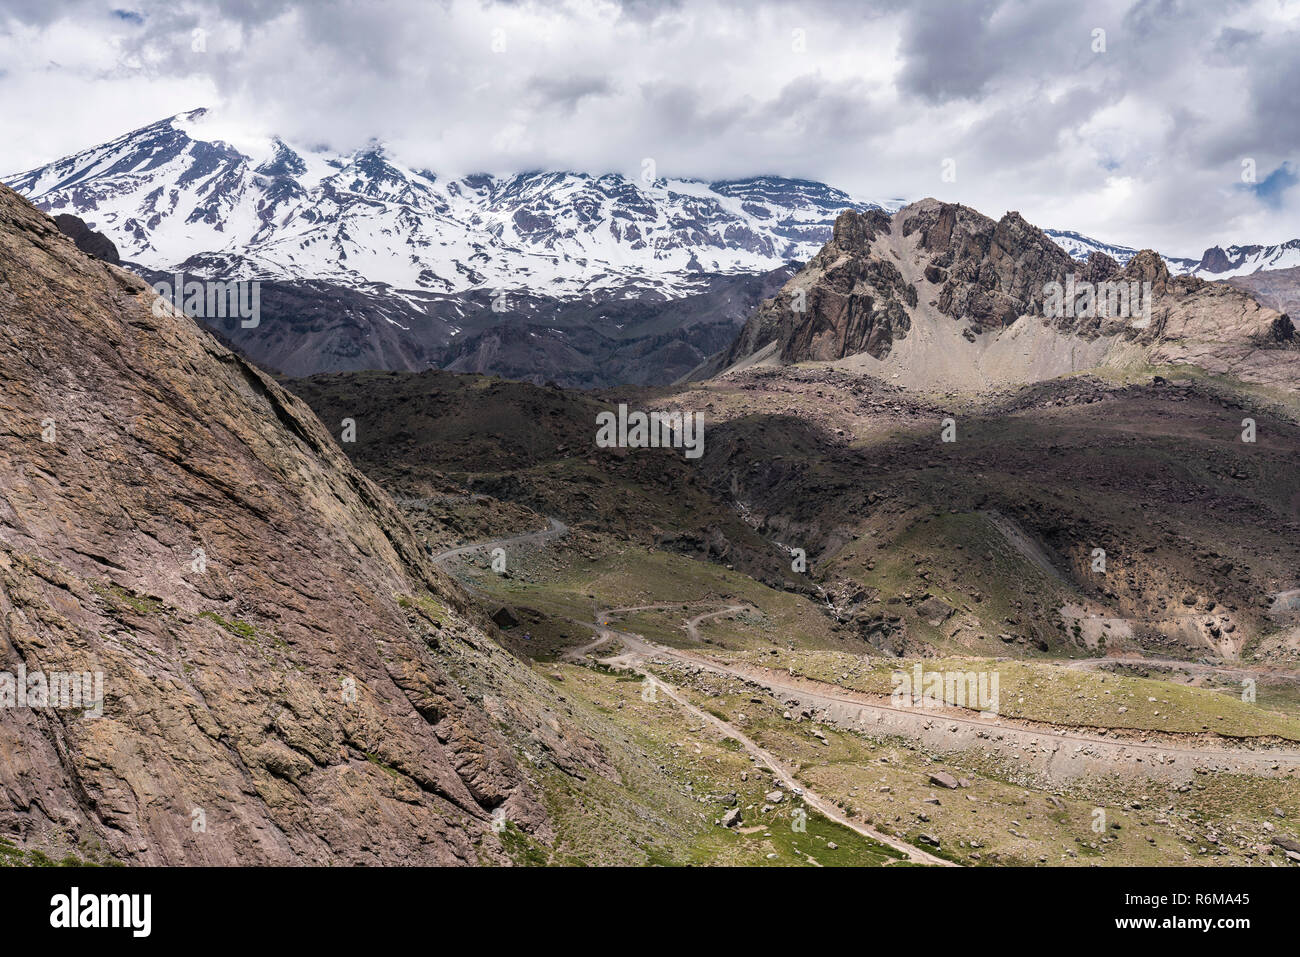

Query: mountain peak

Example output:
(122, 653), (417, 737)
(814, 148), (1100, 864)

(1193, 238), (1300, 277)
(831, 207), (893, 248)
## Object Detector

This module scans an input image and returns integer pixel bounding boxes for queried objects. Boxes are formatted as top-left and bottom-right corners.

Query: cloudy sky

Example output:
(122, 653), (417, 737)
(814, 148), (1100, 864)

(1, 0), (1297, 256)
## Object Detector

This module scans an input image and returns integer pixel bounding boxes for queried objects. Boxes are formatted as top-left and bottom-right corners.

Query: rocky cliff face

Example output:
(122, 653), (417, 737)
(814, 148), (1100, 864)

(0, 184), (598, 864)
(723, 200), (1077, 366)
(721, 199), (1296, 395)
(901, 201), (1076, 331)
(723, 209), (915, 364)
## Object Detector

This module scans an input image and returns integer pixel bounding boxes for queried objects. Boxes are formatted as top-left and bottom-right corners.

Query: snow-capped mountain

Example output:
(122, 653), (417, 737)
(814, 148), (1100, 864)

(1189, 239), (1300, 278)
(1045, 227), (1300, 280)
(6, 108), (894, 300)
(1044, 228), (1201, 274)
(14, 108), (1291, 305)
(9, 109), (1291, 390)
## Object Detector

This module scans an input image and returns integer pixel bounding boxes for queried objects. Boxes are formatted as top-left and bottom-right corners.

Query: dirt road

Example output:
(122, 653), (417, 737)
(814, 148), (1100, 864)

(638, 670), (954, 866)
(432, 517), (568, 565)
(597, 622), (1300, 783)
(441, 521), (1300, 788)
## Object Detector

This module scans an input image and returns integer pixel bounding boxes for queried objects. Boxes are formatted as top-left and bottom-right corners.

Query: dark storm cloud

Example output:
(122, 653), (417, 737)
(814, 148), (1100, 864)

(1210, 25), (1262, 56)
(896, 0), (1003, 103)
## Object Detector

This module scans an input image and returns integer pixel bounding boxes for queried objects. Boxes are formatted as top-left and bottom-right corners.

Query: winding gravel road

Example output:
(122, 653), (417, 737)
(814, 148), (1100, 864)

(431, 516), (569, 565)
(438, 518), (1300, 792)
(597, 616), (1300, 783)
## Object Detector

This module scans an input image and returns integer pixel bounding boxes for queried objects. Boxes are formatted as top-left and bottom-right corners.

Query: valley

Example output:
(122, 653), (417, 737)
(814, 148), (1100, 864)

(289, 349), (1300, 866)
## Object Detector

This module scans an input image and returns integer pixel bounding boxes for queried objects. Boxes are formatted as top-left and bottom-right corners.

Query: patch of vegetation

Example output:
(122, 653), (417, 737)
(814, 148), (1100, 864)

(362, 752), (402, 780)
(397, 592), (448, 624)
(496, 821), (550, 867)
(531, 663), (907, 867)
(198, 611), (258, 641)
(0, 838), (100, 868)
(92, 582), (165, 616)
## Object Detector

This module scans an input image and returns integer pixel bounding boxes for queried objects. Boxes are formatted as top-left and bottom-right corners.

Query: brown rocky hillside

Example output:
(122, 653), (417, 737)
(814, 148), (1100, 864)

(0, 184), (601, 865)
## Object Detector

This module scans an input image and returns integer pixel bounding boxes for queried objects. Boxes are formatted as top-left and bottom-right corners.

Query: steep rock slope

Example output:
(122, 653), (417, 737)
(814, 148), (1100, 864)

(0, 184), (598, 865)
(722, 210), (910, 364)
(1225, 266), (1300, 317)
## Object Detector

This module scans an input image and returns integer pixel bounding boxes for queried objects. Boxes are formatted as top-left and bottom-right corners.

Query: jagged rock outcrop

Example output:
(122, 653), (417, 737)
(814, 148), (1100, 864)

(1117, 248), (1171, 296)
(900, 201), (1077, 331)
(722, 199), (1081, 369)
(1082, 250), (1120, 283)
(718, 198), (1297, 395)
(723, 209), (915, 364)
(0, 184), (602, 864)
(1267, 314), (1295, 343)
(1136, 260), (1298, 389)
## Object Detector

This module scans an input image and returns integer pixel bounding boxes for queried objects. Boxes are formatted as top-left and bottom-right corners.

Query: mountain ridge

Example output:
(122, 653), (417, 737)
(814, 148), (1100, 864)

(11, 109), (1296, 303)
(715, 199), (1297, 396)
(9, 111), (1297, 392)
(5, 108), (890, 301)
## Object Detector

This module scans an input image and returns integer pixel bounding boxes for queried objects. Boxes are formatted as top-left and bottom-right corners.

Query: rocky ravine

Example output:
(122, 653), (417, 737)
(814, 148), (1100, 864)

(0, 183), (607, 865)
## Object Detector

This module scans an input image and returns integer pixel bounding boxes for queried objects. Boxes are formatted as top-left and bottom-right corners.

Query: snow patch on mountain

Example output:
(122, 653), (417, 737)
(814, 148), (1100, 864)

(14, 109), (1290, 302)
(1046, 227), (1300, 280)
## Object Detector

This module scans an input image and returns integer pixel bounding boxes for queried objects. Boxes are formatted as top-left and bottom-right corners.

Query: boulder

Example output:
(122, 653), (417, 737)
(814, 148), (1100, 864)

(491, 605), (520, 628)
(1272, 834), (1300, 855)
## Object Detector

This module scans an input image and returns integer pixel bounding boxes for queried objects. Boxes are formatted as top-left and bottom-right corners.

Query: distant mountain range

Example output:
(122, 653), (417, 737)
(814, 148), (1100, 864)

(6, 109), (1294, 386)
(5, 108), (897, 304)
(1043, 230), (1195, 273)
(1043, 229), (1300, 278)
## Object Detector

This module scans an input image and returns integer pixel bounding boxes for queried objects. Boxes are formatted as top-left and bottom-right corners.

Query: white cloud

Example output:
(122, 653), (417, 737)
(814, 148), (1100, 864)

(0, 0), (1296, 256)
